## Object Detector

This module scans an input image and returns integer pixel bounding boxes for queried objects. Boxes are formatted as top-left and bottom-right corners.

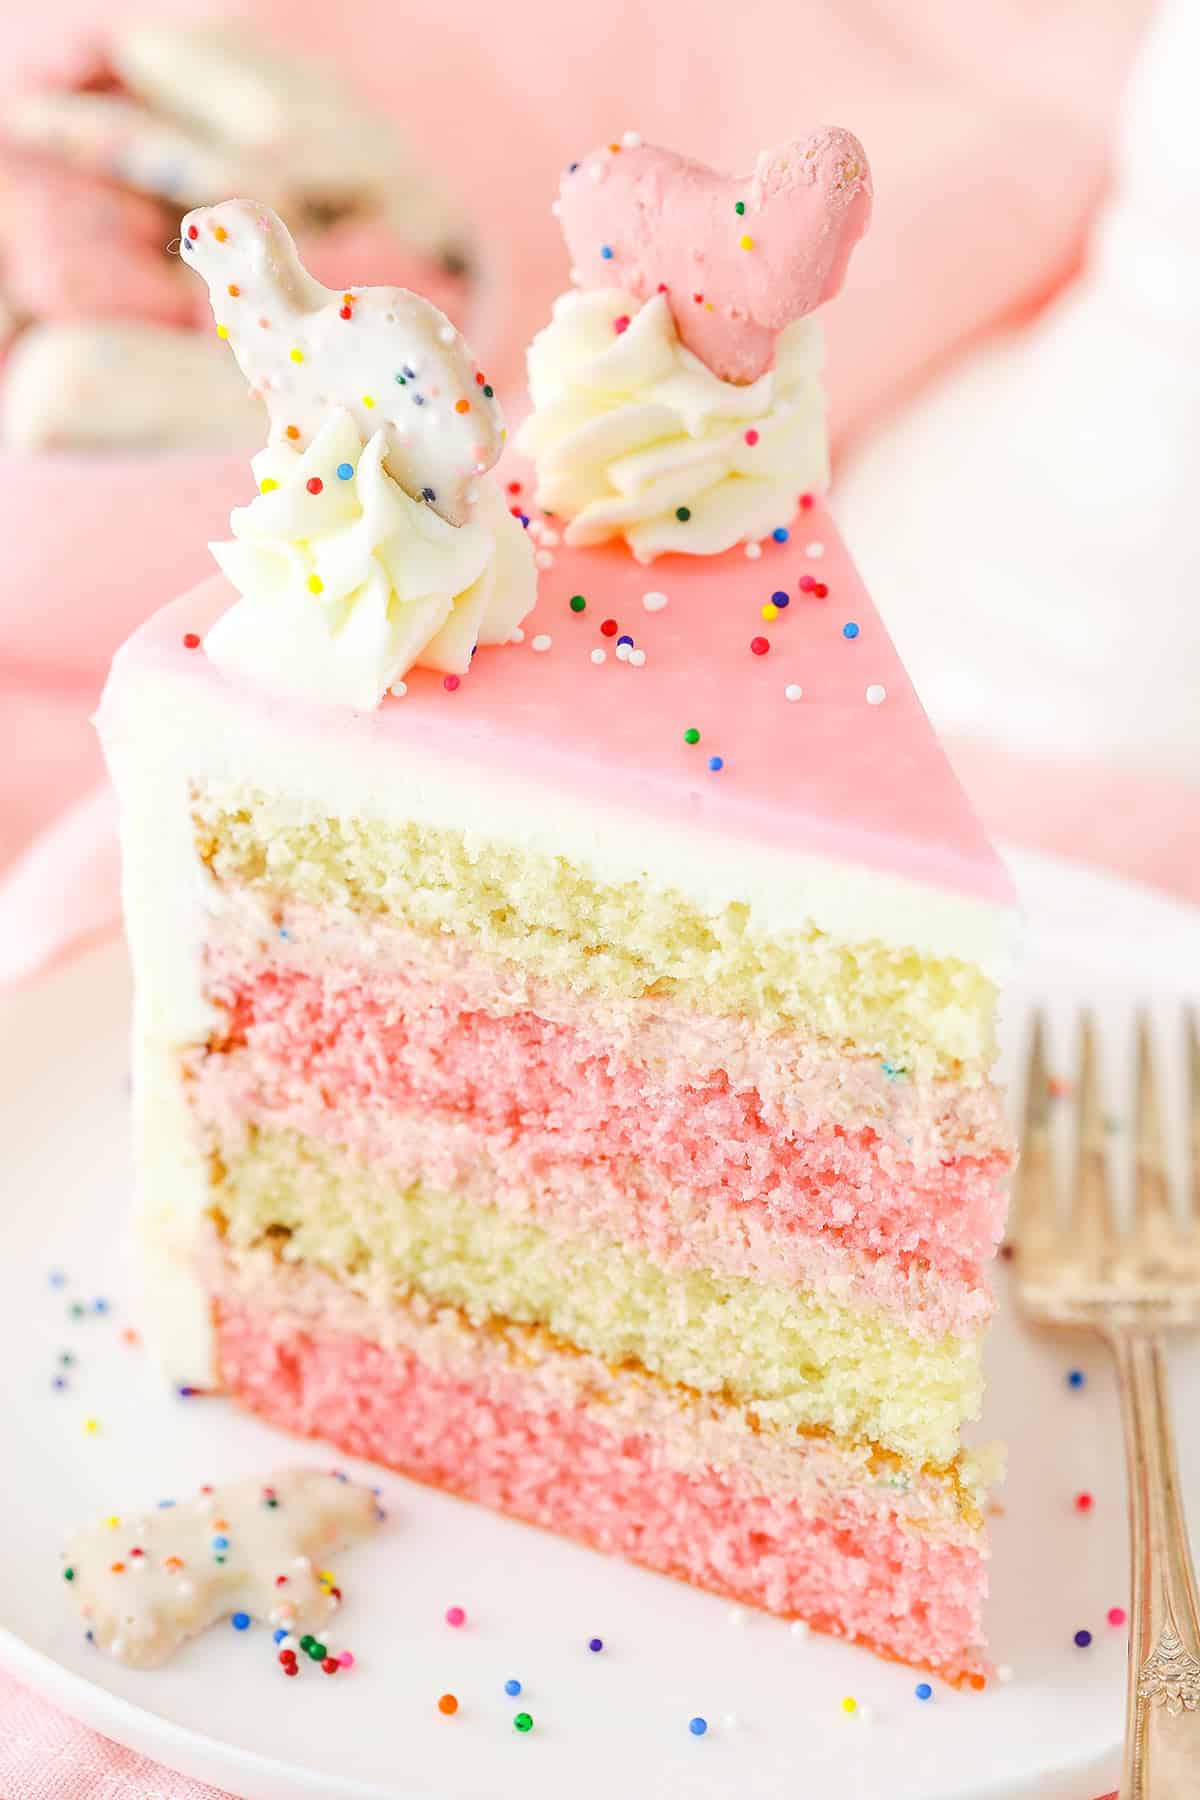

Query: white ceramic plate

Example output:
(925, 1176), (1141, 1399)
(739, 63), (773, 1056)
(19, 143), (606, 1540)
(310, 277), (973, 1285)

(2, 844), (1199, 1800)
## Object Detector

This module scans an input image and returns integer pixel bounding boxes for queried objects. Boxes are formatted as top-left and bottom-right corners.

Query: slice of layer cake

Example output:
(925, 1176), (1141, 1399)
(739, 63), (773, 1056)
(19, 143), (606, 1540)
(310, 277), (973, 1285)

(98, 144), (1017, 1687)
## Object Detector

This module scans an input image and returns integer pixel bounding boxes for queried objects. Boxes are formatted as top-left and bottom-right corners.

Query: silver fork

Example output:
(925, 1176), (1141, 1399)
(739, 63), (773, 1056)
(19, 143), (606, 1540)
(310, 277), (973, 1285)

(1012, 1010), (1200, 1797)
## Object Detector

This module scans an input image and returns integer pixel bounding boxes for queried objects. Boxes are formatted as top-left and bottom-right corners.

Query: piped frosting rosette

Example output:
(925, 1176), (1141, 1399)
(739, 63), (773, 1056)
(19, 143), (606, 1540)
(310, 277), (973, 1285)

(516, 288), (828, 563)
(206, 410), (534, 710)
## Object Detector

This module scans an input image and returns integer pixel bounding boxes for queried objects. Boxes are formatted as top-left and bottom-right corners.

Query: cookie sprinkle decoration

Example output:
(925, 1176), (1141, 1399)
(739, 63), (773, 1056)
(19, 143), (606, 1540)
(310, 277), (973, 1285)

(59, 1471), (380, 1669)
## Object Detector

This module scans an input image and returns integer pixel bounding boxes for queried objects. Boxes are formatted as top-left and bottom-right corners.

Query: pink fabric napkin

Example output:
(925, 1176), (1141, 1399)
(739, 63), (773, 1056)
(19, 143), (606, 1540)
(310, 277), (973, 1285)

(0, 1666), (234, 1798)
(0, 0), (1161, 1793)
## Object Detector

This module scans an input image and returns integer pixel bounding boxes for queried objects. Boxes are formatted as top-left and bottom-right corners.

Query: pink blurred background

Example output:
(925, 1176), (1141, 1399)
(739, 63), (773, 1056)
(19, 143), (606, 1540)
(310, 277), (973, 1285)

(0, 1), (1193, 1791)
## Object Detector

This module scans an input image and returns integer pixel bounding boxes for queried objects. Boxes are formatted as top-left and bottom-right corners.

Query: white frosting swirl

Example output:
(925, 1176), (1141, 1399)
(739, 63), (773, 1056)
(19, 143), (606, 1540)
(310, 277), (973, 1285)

(516, 289), (828, 562)
(206, 409), (535, 710)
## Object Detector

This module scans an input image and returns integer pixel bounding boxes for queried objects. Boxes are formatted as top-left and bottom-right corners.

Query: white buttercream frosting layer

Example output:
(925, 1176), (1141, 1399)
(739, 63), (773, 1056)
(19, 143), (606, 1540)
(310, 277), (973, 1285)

(207, 410), (534, 710)
(516, 289), (828, 562)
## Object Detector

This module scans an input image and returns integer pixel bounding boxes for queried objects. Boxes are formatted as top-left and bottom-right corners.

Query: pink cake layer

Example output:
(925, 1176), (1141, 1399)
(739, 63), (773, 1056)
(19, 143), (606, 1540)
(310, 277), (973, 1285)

(195, 1094), (988, 1337)
(214, 1289), (989, 1683)
(207, 1238), (989, 1541)
(191, 946), (1008, 1334)
(202, 895), (1011, 1168)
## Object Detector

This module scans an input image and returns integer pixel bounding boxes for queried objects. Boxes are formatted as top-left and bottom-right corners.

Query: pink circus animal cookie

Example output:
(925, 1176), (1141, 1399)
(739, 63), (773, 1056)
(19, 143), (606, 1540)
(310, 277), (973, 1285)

(181, 199), (502, 525)
(557, 132), (872, 384)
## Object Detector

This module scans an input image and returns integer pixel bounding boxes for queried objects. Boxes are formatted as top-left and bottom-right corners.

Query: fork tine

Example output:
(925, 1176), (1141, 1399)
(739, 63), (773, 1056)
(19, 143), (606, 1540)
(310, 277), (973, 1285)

(1133, 1011), (1173, 1244)
(1009, 1009), (1055, 1254)
(1189, 1007), (1200, 1229)
(1067, 1012), (1117, 1260)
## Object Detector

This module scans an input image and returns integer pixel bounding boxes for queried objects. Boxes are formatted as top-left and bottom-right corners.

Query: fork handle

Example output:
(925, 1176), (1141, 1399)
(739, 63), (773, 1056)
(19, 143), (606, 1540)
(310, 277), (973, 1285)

(1114, 1331), (1200, 1796)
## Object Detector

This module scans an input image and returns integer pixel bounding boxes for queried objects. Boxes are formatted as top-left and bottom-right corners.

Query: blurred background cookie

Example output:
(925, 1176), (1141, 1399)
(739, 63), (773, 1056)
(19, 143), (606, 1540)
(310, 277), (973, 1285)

(0, 321), (264, 451)
(0, 17), (482, 452)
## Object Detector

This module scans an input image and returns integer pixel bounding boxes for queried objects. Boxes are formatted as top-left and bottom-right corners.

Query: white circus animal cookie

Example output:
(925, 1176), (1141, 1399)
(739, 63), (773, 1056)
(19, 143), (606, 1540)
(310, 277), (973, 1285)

(181, 198), (502, 525)
(61, 1469), (382, 1669)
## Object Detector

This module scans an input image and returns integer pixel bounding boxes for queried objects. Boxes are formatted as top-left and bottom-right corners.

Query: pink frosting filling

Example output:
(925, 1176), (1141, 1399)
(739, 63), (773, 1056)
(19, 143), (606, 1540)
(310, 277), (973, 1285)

(196, 954), (1007, 1315)
(215, 1293), (988, 1682)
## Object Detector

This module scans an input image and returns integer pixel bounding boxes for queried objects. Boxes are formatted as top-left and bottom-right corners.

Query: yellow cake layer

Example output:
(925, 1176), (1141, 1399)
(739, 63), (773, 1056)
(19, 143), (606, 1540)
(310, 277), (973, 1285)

(208, 1124), (983, 1464)
(213, 1238), (993, 1538)
(194, 787), (999, 1077)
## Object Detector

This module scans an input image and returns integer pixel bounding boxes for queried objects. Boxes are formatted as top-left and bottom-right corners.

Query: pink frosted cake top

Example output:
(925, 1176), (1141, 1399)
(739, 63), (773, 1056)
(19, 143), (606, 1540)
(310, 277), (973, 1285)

(120, 477), (1013, 911)
(115, 135), (1014, 924)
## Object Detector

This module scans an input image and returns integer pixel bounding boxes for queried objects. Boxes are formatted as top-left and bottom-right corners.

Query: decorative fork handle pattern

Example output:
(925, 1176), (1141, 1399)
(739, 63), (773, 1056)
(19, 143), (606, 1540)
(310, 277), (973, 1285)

(1114, 1332), (1200, 1796)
